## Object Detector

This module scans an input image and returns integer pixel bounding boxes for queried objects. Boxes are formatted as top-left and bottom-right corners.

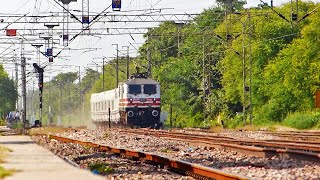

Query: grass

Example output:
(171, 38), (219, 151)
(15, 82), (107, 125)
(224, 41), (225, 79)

(29, 127), (74, 135)
(0, 119), (7, 126)
(282, 111), (320, 130)
(88, 162), (114, 175)
(209, 126), (224, 133)
(0, 146), (14, 178)
(11, 122), (23, 129)
(159, 148), (169, 153)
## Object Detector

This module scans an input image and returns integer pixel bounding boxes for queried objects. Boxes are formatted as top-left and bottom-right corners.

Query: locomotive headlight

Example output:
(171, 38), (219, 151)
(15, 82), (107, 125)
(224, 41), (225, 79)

(153, 98), (156, 102)
(152, 110), (159, 117)
(128, 111), (134, 117)
(129, 98), (133, 103)
(139, 111), (144, 116)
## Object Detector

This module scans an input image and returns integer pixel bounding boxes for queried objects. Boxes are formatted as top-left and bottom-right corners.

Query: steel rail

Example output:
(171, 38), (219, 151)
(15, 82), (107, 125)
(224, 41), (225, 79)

(181, 128), (320, 136)
(47, 134), (249, 180)
(160, 137), (320, 163)
(120, 129), (320, 152)
(173, 128), (320, 142)
(265, 131), (320, 137)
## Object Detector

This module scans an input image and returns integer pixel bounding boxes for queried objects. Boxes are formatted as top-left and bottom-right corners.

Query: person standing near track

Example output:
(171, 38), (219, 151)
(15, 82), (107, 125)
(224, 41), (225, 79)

(15, 110), (20, 122)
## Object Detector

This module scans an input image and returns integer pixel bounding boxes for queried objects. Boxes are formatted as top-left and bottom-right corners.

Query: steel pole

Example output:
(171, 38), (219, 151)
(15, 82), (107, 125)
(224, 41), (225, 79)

(20, 39), (26, 131)
(122, 46), (130, 80)
(112, 44), (119, 86)
(102, 58), (105, 91)
(116, 44), (119, 86)
(78, 66), (81, 122)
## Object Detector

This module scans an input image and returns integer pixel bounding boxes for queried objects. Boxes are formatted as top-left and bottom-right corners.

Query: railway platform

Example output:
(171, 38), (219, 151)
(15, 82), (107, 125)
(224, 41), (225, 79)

(0, 135), (105, 180)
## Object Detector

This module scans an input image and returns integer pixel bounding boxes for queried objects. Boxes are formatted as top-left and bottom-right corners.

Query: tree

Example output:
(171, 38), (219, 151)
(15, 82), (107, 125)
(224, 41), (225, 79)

(216, 0), (246, 12)
(0, 65), (17, 117)
(81, 68), (100, 93)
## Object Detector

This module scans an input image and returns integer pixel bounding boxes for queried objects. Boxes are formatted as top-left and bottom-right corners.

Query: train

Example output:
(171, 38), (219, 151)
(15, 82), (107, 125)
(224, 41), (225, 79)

(90, 73), (163, 128)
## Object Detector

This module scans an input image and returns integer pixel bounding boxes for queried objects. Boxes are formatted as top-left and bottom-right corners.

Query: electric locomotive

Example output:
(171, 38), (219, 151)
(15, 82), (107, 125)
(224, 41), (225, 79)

(90, 73), (162, 128)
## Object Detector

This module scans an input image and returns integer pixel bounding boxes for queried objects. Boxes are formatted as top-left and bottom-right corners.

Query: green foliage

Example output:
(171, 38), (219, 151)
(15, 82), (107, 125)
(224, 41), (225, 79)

(0, 119), (6, 126)
(0, 65), (17, 116)
(258, 3), (320, 122)
(316, 121), (320, 129)
(225, 114), (244, 129)
(88, 162), (114, 174)
(11, 122), (23, 129)
(0, 166), (13, 178)
(159, 148), (169, 153)
(283, 111), (320, 129)
(215, 0), (246, 12)
(133, 2), (320, 129)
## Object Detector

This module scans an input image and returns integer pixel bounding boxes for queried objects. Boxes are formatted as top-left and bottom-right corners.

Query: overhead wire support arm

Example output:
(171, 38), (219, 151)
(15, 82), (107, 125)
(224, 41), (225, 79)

(54, 3), (112, 58)
(1, 13), (29, 30)
(259, 0), (291, 23)
(297, 4), (320, 23)
(0, 13), (199, 24)
(100, 13), (199, 23)
(53, 0), (82, 23)
(69, 4), (112, 42)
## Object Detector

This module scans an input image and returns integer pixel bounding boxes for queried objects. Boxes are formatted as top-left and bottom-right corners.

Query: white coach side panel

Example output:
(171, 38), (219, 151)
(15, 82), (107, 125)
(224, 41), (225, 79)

(90, 88), (120, 123)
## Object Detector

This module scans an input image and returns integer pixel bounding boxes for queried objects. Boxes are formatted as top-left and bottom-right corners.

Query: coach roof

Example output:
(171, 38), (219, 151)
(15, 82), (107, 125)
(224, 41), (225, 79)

(125, 78), (159, 85)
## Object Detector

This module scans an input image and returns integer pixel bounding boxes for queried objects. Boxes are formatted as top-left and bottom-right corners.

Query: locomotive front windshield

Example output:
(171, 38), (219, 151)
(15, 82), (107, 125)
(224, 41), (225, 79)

(128, 85), (141, 94)
(143, 84), (157, 94)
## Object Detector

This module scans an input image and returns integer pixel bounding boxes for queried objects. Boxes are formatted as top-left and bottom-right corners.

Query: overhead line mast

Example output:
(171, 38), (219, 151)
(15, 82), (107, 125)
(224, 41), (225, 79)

(58, 0), (77, 46)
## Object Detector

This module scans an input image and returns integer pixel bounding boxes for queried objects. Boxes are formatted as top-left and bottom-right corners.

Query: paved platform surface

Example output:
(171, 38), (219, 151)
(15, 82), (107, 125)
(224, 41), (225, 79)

(0, 136), (105, 180)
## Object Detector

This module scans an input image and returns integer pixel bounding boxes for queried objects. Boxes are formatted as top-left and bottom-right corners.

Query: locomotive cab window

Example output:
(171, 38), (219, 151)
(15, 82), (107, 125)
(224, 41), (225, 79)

(143, 84), (157, 95)
(128, 85), (141, 94)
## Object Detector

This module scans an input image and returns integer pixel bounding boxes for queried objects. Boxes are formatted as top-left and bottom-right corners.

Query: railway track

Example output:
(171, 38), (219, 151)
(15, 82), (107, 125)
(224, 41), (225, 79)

(116, 128), (320, 162)
(40, 134), (249, 180)
(263, 132), (320, 141)
(120, 129), (320, 151)
(181, 128), (320, 142)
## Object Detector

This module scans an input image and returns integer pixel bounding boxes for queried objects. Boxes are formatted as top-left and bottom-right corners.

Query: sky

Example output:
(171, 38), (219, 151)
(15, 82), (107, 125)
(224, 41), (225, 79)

(0, 0), (319, 88)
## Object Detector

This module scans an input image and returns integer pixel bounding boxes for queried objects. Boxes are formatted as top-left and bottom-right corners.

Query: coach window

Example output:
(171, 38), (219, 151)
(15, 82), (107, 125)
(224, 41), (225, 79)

(128, 85), (141, 94)
(144, 84), (157, 94)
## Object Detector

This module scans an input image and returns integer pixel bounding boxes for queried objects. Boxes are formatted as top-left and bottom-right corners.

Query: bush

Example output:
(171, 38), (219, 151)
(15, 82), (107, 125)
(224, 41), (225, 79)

(11, 122), (23, 129)
(252, 118), (276, 127)
(255, 100), (287, 122)
(315, 121), (320, 129)
(282, 111), (320, 129)
(226, 114), (245, 129)
(0, 119), (6, 126)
